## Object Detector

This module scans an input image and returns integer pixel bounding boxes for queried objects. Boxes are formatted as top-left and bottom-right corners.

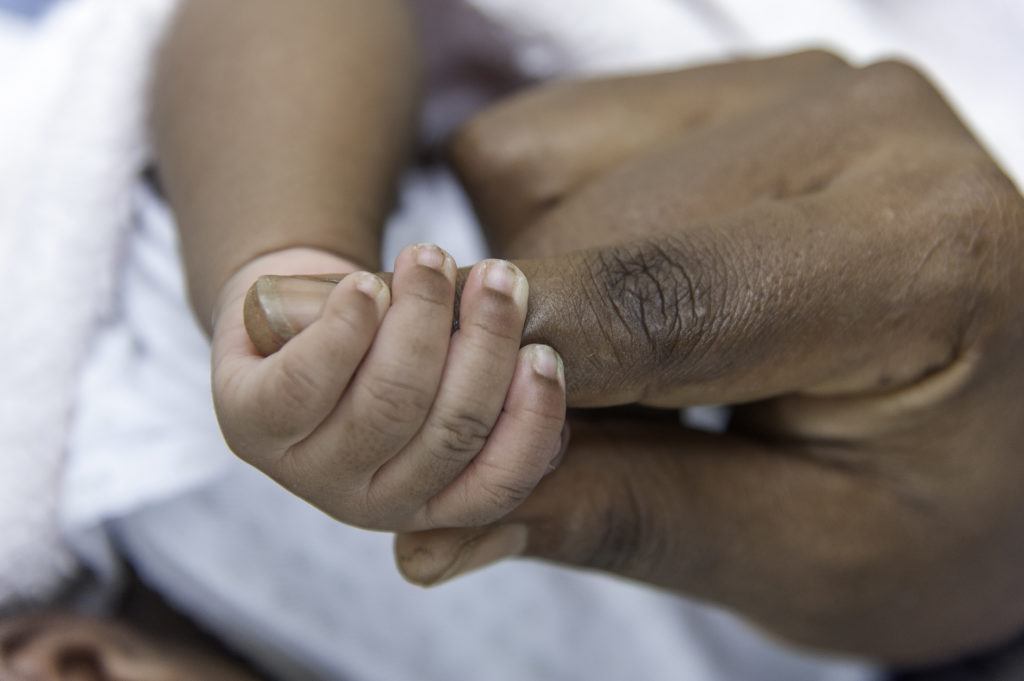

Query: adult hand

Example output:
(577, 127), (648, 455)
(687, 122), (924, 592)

(394, 52), (1024, 664)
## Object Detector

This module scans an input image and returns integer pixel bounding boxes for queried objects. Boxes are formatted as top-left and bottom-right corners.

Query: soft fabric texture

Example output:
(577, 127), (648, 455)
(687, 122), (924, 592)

(0, 0), (177, 606)
(0, 0), (1021, 678)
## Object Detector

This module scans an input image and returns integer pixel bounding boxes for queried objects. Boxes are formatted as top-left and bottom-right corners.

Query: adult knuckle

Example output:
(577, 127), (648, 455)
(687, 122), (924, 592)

(955, 154), (1024, 223)
(935, 157), (1024, 312)
(855, 58), (938, 107)
(850, 147), (1022, 358)
(861, 58), (928, 87)
(926, 156), (1016, 258)
(451, 111), (520, 176)
(791, 48), (848, 70)
(584, 237), (727, 374)
(450, 106), (564, 208)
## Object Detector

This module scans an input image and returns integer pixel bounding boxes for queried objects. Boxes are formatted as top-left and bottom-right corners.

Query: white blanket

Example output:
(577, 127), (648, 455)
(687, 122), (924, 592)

(1, 0), (1022, 677)
(0, 0), (177, 605)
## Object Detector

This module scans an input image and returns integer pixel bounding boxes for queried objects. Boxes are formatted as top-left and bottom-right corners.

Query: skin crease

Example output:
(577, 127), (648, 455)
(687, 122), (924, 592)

(253, 52), (1024, 664)
(158, 0), (569, 538)
(0, 2), (563, 679)
(6, 29), (1023, 681)
(391, 52), (1024, 665)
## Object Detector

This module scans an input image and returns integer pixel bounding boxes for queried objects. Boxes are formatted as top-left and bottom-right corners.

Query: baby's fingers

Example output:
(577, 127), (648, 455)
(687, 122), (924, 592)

(418, 344), (567, 528)
(369, 260), (527, 519)
(217, 273), (390, 460)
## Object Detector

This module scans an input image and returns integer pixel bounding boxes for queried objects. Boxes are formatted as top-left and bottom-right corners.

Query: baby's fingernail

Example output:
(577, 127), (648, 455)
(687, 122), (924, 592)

(482, 259), (514, 293)
(532, 345), (564, 385)
(255, 275), (335, 339)
(353, 272), (390, 317)
(483, 260), (528, 308)
(414, 243), (450, 272)
(426, 525), (528, 586)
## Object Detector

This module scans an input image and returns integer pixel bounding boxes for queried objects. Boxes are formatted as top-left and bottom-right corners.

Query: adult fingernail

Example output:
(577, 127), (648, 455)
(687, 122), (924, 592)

(431, 525), (529, 586)
(253, 275), (335, 340)
(532, 345), (565, 386)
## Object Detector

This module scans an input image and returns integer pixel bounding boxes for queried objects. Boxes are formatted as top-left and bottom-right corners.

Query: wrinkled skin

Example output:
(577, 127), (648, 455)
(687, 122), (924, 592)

(7, 52), (1024, 679)
(393, 51), (1024, 665)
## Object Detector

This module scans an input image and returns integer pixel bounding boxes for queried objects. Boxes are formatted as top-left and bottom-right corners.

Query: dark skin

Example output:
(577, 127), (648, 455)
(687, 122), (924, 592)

(392, 51), (1024, 665)
(249, 51), (1024, 664)
(4, 34), (1022, 681)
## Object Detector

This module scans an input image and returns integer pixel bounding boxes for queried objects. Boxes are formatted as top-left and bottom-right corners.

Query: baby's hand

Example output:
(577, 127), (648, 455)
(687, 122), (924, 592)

(211, 245), (567, 531)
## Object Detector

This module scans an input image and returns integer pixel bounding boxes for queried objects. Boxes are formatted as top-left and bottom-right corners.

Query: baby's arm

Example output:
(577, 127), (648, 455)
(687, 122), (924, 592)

(154, 0), (567, 532)
(154, 0), (418, 321)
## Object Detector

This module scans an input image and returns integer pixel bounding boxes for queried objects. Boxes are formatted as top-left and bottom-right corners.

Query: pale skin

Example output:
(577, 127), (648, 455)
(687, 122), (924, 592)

(0, 3), (568, 678)
(5, 2), (1024, 680)
(157, 0), (569, 533)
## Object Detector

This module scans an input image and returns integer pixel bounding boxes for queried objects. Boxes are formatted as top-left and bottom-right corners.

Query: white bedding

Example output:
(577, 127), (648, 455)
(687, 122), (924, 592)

(1, 0), (1021, 678)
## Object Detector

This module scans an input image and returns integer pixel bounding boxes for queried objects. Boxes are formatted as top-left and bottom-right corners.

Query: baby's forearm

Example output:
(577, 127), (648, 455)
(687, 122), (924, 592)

(153, 0), (420, 330)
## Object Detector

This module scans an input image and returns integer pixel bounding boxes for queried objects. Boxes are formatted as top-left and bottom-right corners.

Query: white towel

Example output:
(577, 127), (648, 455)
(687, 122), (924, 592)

(0, 0), (177, 606)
